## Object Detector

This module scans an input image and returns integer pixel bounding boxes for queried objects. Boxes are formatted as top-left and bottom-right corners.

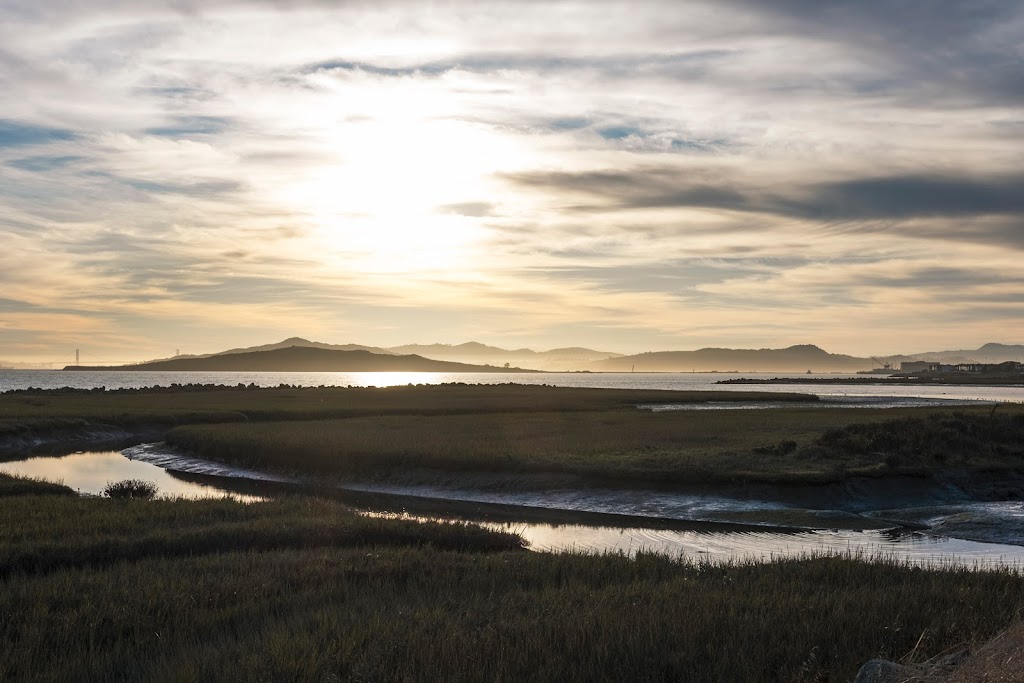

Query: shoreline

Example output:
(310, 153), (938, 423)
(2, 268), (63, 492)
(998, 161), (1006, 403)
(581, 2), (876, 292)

(721, 376), (1024, 386)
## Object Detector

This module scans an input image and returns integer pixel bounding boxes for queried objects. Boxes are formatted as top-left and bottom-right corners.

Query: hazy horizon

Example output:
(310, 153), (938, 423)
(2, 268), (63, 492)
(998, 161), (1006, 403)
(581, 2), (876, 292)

(4, 334), (1024, 369)
(2, 1), (1023, 363)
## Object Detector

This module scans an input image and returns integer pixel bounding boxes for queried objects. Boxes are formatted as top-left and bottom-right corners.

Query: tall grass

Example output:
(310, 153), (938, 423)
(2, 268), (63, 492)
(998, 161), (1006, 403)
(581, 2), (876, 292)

(0, 495), (523, 579)
(0, 541), (1020, 682)
(2, 491), (1022, 681)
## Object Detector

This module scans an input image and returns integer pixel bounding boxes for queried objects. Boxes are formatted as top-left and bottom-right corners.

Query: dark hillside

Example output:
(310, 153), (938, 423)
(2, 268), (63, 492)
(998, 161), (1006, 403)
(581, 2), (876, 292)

(66, 346), (539, 372)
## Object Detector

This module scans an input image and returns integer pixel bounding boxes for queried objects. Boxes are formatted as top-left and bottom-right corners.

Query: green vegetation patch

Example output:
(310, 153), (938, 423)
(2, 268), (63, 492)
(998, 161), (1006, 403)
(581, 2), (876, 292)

(166, 405), (1024, 486)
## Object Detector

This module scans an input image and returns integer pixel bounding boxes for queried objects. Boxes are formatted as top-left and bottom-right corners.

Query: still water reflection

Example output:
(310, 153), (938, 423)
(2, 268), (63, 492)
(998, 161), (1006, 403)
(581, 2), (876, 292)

(0, 450), (262, 502)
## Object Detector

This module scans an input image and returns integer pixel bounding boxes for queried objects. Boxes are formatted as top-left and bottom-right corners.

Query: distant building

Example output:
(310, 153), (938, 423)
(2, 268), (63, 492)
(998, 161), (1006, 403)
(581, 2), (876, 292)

(929, 363), (959, 373)
(902, 360), (1024, 375)
(956, 363), (983, 373)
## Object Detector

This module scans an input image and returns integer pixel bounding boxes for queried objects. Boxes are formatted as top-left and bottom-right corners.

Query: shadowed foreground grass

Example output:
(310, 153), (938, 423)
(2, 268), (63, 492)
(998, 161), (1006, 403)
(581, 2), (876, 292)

(1, 495), (1022, 681)
(167, 405), (1024, 486)
(2, 497), (1024, 683)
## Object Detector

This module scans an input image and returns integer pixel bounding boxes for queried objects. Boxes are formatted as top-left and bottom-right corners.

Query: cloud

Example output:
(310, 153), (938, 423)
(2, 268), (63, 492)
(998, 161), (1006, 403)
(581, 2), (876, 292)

(724, 0), (1024, 104)
(795, 175), (1024, 221)
(303, 49), (735, 80)
(503, 167), (1024, 229)
(439, 202), (497, 217)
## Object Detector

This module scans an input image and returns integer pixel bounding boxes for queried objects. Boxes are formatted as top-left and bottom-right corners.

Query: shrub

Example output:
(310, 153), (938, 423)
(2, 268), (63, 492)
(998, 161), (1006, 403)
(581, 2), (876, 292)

(102, 479), (158, 500)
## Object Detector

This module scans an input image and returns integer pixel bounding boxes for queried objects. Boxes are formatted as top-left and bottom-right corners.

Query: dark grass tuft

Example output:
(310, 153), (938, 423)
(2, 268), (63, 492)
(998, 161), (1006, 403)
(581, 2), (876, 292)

(102, 479), (159, 500)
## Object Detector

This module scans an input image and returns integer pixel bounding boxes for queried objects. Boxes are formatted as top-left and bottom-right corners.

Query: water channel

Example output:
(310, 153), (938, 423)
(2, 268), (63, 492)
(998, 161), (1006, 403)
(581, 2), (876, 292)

(4, 445), (1024, 569)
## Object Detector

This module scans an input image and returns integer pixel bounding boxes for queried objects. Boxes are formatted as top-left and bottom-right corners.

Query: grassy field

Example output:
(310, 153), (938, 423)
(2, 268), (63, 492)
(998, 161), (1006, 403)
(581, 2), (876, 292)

(0, 384), (814, 436)
(0, 491), (1021, 681)
(6, 389), (1024, 680)
(166, 405), (1024, 486)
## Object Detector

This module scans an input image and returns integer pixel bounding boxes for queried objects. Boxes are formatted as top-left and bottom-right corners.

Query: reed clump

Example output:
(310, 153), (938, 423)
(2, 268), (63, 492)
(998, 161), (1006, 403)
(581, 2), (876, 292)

(102, 479), (159, 500)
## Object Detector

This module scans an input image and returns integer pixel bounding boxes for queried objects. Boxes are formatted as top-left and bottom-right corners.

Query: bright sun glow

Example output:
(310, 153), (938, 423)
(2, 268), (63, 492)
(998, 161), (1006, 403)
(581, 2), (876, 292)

(278, 81), (531, 273)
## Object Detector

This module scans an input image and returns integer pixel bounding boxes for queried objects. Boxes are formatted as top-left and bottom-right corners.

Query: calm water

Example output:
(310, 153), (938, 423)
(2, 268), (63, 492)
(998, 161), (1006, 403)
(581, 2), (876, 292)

(0, 450), (262, 502)
(478, 521), (1024, 566)
(2, 369), (1022, 403)
(4, 447), (1024, 568)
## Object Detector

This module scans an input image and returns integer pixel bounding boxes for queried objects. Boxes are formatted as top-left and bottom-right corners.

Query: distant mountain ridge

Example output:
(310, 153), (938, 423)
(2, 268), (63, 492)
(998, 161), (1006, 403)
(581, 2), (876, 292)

(56, 337), (1024, 373)
(140, 337), (395, 363)
(882, 343), (1024, 366)
(216, 337), (394, 356)
(590, 344), (874, 372)
(153, 338), (620, 371)
(386, 342), (622, 370)
(67, 346), (538, 373)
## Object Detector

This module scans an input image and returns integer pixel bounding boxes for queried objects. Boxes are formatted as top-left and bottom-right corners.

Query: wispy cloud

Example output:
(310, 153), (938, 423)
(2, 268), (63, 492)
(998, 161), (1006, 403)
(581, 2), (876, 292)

(504, 168), (1024, 225)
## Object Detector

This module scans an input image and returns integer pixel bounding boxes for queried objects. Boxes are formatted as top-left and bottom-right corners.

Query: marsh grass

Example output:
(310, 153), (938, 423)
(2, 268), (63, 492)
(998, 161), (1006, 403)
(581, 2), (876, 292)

(0, 384), (814, 435)
(796, 411), (1024, 472)
(0, 495), (524, 579)
(1, 488), (1022, 681)
(166, 405), (1024, 486)
(0, 537), (1021, 682)
(6, 387), (1024, 680)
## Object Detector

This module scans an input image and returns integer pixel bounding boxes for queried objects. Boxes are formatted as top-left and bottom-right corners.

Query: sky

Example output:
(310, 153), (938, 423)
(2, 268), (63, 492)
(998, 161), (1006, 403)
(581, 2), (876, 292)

(1, 0), (1022, 363)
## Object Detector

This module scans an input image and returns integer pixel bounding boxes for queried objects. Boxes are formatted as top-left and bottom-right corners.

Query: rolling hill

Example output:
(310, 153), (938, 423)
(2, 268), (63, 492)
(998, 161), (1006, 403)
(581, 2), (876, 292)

(385, 342), (622, 370)
(590, 344), (874, 372)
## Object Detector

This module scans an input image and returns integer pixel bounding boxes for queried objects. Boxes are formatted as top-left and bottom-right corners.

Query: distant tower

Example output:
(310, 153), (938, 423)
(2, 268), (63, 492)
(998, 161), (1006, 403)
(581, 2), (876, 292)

(176, 349), (180, 357)
(75, 349), (80, 366)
